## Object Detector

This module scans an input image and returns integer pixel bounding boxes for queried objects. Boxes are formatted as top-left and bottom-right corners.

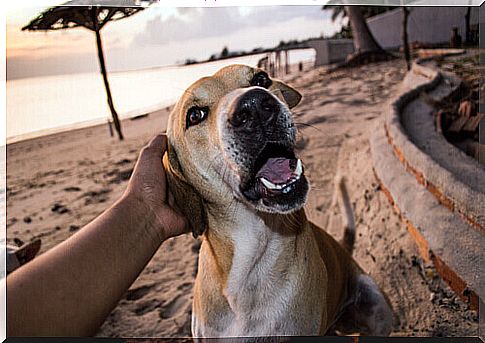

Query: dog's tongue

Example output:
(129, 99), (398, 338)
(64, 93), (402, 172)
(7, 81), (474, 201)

(256, 158), (293, 184)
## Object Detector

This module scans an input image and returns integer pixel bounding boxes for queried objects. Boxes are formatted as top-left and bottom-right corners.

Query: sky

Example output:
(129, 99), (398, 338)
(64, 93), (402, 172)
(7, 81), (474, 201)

(6, 3), (343, 79)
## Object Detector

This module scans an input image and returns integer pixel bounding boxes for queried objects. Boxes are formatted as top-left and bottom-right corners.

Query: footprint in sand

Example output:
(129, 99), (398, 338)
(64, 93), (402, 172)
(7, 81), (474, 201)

(7, 218), (18, 228)
(177, 282), (192, 291)
(134, 299), (161, 316)
(107, 169), (133, 184)
(83, 188), (112, 205)
(159, 294), (189, 319)
(51, 203), (70, 214)
(69, 225), (80, 232)
(115, 158), (132, 166)
(64, 186), (81, 192)
(125, 284), (154, 301)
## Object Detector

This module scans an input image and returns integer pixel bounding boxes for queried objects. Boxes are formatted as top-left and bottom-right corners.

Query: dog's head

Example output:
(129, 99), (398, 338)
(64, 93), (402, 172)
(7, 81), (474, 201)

(163, 64), (308, 236)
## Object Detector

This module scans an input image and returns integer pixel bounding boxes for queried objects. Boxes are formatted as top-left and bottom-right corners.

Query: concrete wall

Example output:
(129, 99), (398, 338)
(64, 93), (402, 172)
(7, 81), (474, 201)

(367, 7), (479, 49)
(307, 39), (355, 66)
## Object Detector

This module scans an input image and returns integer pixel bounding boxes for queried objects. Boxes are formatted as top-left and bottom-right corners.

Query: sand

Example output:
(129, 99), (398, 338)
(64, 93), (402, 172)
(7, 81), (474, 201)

(6, 60), (478, 337)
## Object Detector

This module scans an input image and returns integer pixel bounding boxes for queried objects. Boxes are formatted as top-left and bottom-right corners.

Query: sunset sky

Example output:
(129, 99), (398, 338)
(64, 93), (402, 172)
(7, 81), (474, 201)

(6, 3), (343, 79)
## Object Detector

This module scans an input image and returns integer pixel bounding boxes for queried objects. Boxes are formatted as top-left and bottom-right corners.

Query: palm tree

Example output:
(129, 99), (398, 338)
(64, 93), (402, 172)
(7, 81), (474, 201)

(22, 1), (155, 140)
(402, 7), (411, 70)
(323, 5), (395, 65)
(344, 6), (383, 54)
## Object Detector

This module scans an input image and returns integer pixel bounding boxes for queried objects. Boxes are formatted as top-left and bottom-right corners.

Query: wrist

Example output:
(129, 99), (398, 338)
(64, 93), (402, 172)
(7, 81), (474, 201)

(116, 192), (167, 243)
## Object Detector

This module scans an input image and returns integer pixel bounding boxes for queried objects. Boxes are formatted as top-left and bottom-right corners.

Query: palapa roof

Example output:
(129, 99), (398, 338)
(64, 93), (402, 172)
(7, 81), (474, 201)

(22, 0), (154, 32)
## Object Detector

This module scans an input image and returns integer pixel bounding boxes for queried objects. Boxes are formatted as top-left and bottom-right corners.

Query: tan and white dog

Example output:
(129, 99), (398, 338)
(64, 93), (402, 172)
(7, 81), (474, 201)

(162, 65), (393, 337)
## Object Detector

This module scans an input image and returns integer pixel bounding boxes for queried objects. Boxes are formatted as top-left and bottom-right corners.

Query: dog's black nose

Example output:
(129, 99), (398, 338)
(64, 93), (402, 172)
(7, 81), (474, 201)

(229, 88), (280, 129)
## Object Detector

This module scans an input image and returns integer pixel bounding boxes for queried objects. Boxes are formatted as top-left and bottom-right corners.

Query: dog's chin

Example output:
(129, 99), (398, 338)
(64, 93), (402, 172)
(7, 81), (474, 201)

(245, 176), (309, 214)
(238, 143), (310, 214)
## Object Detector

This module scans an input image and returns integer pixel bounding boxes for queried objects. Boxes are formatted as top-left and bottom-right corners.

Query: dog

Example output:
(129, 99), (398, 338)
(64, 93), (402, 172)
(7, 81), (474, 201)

(162, 64), (393, 337)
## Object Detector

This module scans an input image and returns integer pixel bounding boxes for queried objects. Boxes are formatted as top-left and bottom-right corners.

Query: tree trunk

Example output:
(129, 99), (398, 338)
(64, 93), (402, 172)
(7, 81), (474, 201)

(465, 7), (471, 44)
(402, 7), (411, 71)
(92, 9), (123, 140)
(344, 5), (382, 53)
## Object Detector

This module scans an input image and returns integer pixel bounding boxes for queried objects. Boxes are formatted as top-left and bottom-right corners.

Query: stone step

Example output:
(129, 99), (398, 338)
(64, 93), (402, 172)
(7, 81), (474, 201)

(370, 120), (483, 310)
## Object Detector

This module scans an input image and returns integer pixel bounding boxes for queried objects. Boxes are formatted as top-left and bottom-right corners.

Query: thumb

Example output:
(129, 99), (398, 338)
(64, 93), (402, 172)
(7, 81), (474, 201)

(159, 208), (190, 239)
(143, 134), (168, 158)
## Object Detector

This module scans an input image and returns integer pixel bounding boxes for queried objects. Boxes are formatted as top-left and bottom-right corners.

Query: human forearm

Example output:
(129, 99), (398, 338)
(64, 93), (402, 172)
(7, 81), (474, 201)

(7, 194), (164, 336)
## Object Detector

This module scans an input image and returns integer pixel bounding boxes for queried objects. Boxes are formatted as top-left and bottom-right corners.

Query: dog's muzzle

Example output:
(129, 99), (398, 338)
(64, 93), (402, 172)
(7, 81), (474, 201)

(222, 87), (309, 213)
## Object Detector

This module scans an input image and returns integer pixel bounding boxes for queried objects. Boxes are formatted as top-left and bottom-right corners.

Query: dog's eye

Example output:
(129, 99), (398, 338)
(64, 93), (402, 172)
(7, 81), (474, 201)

(250, 71), (272, 88)
(186, 106), (209, 128)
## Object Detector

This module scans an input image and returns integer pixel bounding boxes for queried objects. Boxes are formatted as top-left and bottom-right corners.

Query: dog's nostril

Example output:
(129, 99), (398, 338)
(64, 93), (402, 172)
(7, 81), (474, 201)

(261, 98), (277, 112)
(259, 97), (278, 124)
(230, 110), (250, 127)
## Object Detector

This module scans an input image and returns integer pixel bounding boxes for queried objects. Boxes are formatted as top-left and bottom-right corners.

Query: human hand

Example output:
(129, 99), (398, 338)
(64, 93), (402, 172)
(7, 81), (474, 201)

(124, 134), (189, 240)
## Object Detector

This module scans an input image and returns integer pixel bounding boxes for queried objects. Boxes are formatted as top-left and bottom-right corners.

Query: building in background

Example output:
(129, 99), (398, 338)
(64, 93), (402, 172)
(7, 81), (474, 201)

(367, 7), (479, 49)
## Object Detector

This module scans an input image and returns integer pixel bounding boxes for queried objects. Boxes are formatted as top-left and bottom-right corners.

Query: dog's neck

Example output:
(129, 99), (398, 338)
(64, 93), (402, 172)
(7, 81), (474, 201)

(201, 202), (309, 302)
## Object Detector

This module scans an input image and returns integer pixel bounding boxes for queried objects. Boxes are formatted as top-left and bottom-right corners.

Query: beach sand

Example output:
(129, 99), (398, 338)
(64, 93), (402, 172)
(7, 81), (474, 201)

(6, 61), (478, 337)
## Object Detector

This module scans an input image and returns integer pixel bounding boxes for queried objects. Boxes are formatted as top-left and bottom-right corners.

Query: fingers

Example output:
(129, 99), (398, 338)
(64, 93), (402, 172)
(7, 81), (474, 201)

(142, 133), (168, 158)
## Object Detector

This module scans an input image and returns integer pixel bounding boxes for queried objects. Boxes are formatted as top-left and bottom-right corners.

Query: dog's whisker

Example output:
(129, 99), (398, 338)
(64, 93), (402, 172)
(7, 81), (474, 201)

(294, 122), (323, 132)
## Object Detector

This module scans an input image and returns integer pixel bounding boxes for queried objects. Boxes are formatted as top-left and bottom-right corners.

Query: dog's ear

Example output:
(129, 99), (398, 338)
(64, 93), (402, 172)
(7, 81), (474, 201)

(163, 144), (208, 238)
(272, 80), (302, 109)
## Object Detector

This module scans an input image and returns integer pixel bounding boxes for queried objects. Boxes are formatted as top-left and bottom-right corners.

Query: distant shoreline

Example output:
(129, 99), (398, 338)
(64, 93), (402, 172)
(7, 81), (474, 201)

(7, 52), (314, 145)
(6, 105), (173, 146)
(7, 42), (313, 81)
(6, 50), (292, 82)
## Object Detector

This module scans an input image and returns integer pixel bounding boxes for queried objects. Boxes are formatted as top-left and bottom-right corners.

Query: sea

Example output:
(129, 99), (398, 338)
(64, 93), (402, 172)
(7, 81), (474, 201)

(6, 49), (315, 144)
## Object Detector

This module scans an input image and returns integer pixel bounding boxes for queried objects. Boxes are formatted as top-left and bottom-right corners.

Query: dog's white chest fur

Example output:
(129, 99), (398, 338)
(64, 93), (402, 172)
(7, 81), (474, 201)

(192, 206), (324, 337)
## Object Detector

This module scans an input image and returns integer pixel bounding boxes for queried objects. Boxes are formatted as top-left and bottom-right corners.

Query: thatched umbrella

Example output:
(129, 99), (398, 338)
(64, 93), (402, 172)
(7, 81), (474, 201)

(22, 1), (154, 140)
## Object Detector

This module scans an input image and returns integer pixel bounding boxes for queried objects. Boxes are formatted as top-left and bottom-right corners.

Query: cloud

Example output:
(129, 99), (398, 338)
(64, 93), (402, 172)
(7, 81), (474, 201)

(133, 6), (332, 46)
(6, 6), (341, 79)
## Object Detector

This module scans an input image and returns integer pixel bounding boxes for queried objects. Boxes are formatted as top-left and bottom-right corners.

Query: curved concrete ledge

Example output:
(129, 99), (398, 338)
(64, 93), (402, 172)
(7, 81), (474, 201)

(371, 120), (483, 310)
(385, 60), (485, 231)
(370, 58), (485, 310)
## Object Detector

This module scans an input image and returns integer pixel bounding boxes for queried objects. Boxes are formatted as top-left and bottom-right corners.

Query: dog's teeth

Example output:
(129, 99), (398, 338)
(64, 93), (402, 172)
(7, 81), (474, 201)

(261, 177), (291, 190)
(261, 177), (277, 189)
(294, 159), (303, 177)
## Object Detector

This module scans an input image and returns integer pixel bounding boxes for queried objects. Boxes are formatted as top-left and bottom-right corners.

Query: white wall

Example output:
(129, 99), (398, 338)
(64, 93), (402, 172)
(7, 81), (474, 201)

(367, 7), (479, 49)
(308, 39), (354, 66)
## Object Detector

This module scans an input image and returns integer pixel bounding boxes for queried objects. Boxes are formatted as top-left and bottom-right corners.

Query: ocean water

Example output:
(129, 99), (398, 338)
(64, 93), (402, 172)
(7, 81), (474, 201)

(6, 49), (315, 143)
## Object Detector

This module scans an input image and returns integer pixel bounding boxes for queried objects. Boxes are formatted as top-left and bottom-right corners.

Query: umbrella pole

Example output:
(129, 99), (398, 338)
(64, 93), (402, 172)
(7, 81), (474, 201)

(94, 27), (124, 140)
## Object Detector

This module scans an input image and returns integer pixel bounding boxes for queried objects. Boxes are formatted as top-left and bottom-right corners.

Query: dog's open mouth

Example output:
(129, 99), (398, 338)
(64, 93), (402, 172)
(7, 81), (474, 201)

(240, 143), (308, 209)
(257, 156), (302, 193)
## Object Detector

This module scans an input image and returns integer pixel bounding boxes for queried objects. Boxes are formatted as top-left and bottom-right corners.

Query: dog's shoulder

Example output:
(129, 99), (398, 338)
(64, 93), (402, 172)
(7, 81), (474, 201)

(309, 222), (356, 326)
(310, 222), (353, 265)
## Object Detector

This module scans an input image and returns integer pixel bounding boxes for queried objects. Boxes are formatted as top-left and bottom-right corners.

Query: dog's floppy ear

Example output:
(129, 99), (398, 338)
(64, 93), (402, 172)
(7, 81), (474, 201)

(163, 144), (208, 238)
(272, 80), (302, 109)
